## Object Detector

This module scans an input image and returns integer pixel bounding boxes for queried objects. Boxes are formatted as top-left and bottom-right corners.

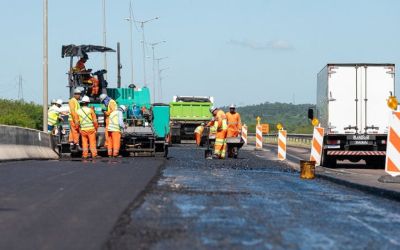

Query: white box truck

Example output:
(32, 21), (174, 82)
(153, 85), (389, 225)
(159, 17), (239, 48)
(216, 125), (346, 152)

(309, 64), (395, 167)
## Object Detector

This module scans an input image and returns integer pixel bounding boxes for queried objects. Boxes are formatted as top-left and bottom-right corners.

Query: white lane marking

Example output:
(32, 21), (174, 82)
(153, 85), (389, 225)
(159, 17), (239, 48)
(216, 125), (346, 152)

(348, 215), (400, 246)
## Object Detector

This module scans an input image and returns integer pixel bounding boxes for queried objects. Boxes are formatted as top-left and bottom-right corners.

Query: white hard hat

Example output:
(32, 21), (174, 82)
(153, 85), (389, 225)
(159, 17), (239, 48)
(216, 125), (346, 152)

(209, 106), (217, 113)
(81, 95), (90, 103)
(99, 93), (107, 101)
(229, 104), (236, 109)
(51, 99), (56, 104)
(56, 99), (63, 105)
(119, 105), (127, 112)
(73, 88), (82, 94)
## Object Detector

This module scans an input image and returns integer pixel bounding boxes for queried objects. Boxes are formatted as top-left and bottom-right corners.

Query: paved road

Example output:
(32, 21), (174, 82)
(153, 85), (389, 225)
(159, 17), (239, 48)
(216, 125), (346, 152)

(0, 158), (163, 250)
(108, 146), (400, 249)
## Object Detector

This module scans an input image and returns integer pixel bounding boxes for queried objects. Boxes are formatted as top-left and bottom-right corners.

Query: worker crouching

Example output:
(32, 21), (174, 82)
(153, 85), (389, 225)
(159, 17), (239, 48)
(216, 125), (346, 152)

(194, 123), (205, 146)
(75, 96), (99, 159)
(209, 107), (228, 159)
(107, 105), (127, 157)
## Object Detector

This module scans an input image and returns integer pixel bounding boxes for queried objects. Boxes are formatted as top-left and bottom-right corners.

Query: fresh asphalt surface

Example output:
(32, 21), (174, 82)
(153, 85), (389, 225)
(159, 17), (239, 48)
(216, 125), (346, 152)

(108, 146), (400, 249)
(2, 146), (400, 249)
(0, 157), (163, 250)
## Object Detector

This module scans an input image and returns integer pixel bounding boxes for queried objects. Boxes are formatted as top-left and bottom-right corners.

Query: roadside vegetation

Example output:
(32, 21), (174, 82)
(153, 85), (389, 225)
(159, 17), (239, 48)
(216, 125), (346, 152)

(232, 102), (315, 134)
(0, 99), (314, 134)
(0, 99), (43, 130)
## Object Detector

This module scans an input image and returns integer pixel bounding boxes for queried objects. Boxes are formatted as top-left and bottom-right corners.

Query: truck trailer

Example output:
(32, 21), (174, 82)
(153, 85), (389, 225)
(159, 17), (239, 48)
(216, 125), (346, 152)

(309, 63), (395, 167)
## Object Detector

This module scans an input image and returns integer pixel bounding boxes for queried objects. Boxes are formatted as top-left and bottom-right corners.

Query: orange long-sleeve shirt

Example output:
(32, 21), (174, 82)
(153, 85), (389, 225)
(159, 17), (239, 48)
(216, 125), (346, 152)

(226, 112), (242, 131)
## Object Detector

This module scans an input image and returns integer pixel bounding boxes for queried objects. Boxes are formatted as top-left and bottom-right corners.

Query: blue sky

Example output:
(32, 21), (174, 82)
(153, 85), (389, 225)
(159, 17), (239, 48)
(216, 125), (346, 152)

(0, 0), (399, 106)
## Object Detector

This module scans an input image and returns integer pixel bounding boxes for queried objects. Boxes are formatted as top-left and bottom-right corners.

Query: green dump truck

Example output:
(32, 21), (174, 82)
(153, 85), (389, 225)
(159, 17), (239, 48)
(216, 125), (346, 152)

(170, 96), (214, 144)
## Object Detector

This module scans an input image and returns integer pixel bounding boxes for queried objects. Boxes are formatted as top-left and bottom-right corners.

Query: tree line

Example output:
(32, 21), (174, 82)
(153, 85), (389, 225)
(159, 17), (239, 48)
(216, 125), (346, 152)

(226, 102), (315, 134)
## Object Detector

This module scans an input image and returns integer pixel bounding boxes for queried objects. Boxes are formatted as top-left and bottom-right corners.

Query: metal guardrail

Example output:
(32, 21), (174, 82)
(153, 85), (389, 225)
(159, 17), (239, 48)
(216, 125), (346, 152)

(248, 133), (313, 147)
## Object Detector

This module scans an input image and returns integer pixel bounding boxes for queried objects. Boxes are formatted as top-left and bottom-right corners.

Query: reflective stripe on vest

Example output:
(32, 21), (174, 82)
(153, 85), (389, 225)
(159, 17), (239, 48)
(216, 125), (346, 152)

(48, 106), (59, 125)
(68, 98), (81, 121)
(107, 111), (120, 132)
(77, 107), (95, 131)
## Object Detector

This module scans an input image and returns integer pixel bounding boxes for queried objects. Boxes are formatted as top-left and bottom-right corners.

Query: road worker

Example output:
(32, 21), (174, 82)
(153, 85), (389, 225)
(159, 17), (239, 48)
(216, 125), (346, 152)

(72, 53), (100, 96)
(226, 104), (242, 138)
(107, 105), (127, 157)
(75, 96), (98, 159)
(100, 93), (117, 147)
(209, 106), (228, 159)
(194, 123), (205, 146)
(68, 89), (81, 149)
(48, 99), (64, 133)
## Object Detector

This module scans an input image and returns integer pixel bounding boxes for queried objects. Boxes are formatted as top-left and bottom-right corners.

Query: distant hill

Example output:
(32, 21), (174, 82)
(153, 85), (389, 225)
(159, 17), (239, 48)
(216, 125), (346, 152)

(0, 99), (43, 130)
(224, 102), (316, 134)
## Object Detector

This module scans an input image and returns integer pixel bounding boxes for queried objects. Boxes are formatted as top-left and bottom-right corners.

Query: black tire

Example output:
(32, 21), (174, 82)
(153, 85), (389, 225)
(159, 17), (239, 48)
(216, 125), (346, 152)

(322, 151), (337, 168)
(366, 156), (385, 169)
(164, 146), (169, 158)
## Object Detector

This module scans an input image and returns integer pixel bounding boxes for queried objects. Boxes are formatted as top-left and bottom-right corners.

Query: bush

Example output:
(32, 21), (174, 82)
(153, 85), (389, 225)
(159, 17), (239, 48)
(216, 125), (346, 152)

(0, 99), (43, 130)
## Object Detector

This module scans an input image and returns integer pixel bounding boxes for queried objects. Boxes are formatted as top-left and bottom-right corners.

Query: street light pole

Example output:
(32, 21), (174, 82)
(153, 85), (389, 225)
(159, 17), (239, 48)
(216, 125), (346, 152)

(155, 57), (168, 102)
(43, 0), (48, 132)
(159, 68), (169, 103)
(136, 17), (159, 87)
(124, 1), (134, 85)
(102, 0), (107, 79)
(149, 41), (166, 103)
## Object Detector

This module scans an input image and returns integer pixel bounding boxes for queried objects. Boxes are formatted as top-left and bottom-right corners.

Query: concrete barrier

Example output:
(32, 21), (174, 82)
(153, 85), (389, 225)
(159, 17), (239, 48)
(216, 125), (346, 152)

(0, 125), (58, 161)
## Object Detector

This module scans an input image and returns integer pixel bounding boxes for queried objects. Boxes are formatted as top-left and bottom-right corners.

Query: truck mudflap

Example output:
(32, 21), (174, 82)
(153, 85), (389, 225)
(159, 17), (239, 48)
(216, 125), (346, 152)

(327, 151), (386, 156)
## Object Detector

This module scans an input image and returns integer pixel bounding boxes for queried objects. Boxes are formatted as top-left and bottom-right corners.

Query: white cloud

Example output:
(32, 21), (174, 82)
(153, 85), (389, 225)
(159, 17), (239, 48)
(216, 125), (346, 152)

(228, 39), (294, 50)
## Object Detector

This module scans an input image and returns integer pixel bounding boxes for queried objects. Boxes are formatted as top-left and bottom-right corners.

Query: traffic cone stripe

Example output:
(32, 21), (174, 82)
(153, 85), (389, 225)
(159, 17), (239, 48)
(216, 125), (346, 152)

(395, 112), (400, 120)
(256, 125), (263, 149)
(387, 158), (400, 172)
(386, 111), (400, 177)
(242, 125), (248, 145)
(278, 130), (287, 161)
(312, 138), (322, 155)
(389, 128), (400, 154)
(310, 127), (324, 166)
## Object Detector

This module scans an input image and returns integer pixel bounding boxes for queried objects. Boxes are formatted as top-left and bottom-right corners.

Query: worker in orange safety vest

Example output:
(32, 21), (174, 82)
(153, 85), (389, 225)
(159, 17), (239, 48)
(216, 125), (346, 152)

(72, 53), (100, 96)
(209, 106), (228, 159)
(100, 93), (117, 148)
(225, 104), (242, 138)
(68, 88), (81, 150)
(107, 105), (127, 157)
(75, 96), (99, 159)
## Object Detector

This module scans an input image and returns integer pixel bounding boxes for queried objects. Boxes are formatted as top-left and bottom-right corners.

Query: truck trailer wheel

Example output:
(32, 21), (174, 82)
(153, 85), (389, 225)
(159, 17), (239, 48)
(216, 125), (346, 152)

(322, 152), (337, 168)
(365, 156), (385, 169)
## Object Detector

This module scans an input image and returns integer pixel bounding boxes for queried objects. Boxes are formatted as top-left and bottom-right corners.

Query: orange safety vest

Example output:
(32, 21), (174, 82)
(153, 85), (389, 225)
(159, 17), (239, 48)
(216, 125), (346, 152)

(226, 112), (242, 131)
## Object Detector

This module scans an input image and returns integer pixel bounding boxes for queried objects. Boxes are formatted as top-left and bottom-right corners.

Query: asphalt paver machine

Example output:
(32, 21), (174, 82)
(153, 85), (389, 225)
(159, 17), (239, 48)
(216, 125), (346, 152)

(55, 44), (169, 158)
